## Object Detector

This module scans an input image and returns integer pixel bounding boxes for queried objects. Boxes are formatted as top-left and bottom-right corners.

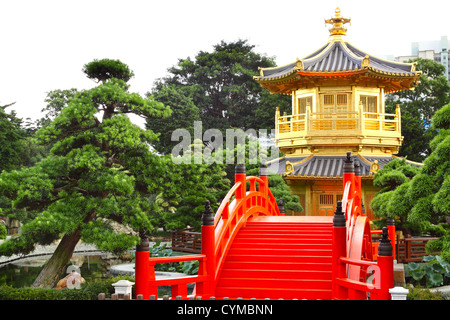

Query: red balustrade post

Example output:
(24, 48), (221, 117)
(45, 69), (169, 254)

(354, 161), (362, 216)
(343, 152), (355, 197)
(386, 218), (396, 261)
(235, 164), (246, 200)
(332, 201), (347, 300)
(234, 164), (247, 219)
(198, 200), (215, 298)
(134, 233), (151, 300)
(372, 227), (393, 300)
(343, 152), (355, 224)
(259, 163), (269, 198)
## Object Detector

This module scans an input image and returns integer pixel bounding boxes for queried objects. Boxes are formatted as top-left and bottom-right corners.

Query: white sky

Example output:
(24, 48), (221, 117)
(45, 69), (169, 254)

(1, 0), (449, 125)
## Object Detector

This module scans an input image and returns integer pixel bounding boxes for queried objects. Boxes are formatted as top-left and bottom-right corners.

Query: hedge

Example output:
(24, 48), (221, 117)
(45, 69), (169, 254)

(0, 275), (134, 300)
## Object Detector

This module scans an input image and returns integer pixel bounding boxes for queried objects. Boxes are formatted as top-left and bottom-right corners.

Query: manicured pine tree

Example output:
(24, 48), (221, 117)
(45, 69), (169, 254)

(371, 104), (450, 261)
(0, 59), (171, 288)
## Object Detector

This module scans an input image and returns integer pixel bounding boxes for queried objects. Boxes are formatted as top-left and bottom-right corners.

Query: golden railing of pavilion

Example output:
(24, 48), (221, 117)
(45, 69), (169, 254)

(276, 103), (401, 140)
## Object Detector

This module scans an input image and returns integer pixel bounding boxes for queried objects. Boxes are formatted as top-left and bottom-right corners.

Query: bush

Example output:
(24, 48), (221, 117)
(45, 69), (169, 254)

(0, 224), (6, 240)
(406, 255), (450, 288)
(407, 285), (447, 300)
(0, 275), (134, 300)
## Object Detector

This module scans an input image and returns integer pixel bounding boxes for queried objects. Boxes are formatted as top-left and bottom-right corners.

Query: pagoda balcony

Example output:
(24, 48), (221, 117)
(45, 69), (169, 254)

(275, 104), (402, 152)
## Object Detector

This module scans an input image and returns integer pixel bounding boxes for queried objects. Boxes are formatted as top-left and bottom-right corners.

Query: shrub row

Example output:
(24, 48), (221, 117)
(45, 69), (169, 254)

(0, 275), (134, 300)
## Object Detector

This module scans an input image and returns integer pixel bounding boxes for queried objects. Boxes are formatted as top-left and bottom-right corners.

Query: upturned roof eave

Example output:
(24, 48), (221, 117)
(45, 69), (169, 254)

(254, 63), (420, 82)
(255, 39), (420, 83)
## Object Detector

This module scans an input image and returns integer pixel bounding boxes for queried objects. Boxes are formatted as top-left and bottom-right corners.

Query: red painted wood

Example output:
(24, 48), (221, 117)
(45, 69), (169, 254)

(136, 158), (395, 300)
(214, 218), (334, 300)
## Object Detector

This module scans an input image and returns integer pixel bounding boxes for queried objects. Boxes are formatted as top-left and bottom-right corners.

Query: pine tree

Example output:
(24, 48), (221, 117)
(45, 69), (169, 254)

(0, 59), (171, 288)
(371, 104), (450, 261)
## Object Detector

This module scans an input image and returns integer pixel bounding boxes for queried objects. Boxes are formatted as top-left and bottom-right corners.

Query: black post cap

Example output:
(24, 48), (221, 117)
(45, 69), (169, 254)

(259, 162), (268, 176)
(202, 200), (214, 226)
(277, 198), (285, 214)
(136, 230), (150, 252)
(386, 218), (395, 226)
(378, 227), (393, 257)
(235, 164), (246, 174)
(343, 152), (354, 174)
(333, 200), (346, 227)
(354, 161), (361, 176)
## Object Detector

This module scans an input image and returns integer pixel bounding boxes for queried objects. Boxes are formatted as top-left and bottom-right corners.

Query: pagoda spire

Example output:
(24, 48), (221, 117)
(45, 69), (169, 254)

(325, 7), (351, 38)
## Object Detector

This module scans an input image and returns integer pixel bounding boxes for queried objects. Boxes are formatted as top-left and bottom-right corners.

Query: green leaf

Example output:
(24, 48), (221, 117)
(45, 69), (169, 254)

(407, 262), (420, 271)
(411, 269), (426, 281)
(423, 255), (437, 262)
(431, 262), (445, 273)
(428, 272), (444, 287)
(436, 256), (450, 274)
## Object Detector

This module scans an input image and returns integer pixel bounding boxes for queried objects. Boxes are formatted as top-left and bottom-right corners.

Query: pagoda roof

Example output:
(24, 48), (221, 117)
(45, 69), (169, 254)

(254, 9), (421, 94)
(258, 41), (417, 79)
(267, 154), (422, 179)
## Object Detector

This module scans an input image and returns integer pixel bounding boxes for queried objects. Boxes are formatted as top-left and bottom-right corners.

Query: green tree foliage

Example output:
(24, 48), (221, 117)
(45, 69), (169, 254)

(385, 58), (450, 162)
(161, 135), (300, 230)
(0, 59), (171, 288)
(146, 85), (201, 155)
(152, 39), (290, 139)
(247, 167), (302, 213)
(371, 104), (450, 261)
(144, 140), (231, 231)
(222, 138), (302, 213)
(0, 223), (6, 240)
(38, 89), (79, 128)
(19, 89), (81, 167)
(159, 153), (230, 232)
(82, 58), (134, 83)
(0, 91), (72, 171)
(0, 104), (24, 171)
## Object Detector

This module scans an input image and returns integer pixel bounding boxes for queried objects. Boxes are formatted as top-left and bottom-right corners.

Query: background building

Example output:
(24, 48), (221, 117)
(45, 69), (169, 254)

(395, 36), (449, 81)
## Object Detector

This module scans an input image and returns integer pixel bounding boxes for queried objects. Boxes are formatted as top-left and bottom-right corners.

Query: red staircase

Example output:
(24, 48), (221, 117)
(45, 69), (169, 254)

(215, 216), (334, 300)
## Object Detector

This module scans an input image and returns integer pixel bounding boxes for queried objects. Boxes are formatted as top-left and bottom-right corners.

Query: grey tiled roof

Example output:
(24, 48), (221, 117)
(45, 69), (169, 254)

(260, 61), (297, 79)
(267, 156), (308, 175)
(293, 156), (349, 177)
(268, 155), (421, 178)
(256, 40), (416, 81)
(345, 43), (413, 74)
(303, 41), (362, 73)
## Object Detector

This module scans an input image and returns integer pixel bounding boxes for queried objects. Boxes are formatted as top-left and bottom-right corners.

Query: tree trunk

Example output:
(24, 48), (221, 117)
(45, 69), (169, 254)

(32, 230), (82, 288)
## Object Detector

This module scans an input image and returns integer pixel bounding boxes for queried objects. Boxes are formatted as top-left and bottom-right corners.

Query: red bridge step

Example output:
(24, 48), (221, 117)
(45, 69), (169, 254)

(214, 216), (334, 300)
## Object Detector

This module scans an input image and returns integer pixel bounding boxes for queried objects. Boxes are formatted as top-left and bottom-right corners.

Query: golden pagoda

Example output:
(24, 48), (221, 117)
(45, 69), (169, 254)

(255, 8), (422, 217)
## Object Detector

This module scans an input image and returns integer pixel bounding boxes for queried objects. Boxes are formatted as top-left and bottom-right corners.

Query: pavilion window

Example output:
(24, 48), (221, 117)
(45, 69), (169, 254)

(323, 94), (334, 106)
(319, 193), (343, 205)
(298, 96), (312, 114)
(319, 194), (334, 205)
(360, 95), (377, 118)
(320, 92), (351, 116)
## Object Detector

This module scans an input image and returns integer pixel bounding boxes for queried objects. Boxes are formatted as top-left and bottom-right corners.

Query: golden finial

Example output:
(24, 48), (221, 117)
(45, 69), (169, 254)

(362, 55), (371, 68)
(294, 58), (304, 71)
(325, 7), (351, 37)
(370, 160), (379, 174)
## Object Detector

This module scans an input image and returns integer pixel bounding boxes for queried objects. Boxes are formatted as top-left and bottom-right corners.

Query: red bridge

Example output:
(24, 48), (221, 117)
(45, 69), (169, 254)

(134, 152), (395, 300)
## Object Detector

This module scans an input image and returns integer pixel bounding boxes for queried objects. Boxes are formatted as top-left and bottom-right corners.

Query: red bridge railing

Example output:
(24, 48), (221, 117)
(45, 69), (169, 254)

(134, 154), (395, 300)
(134, 164), (283, 300)
(332, 152), (394, 300)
